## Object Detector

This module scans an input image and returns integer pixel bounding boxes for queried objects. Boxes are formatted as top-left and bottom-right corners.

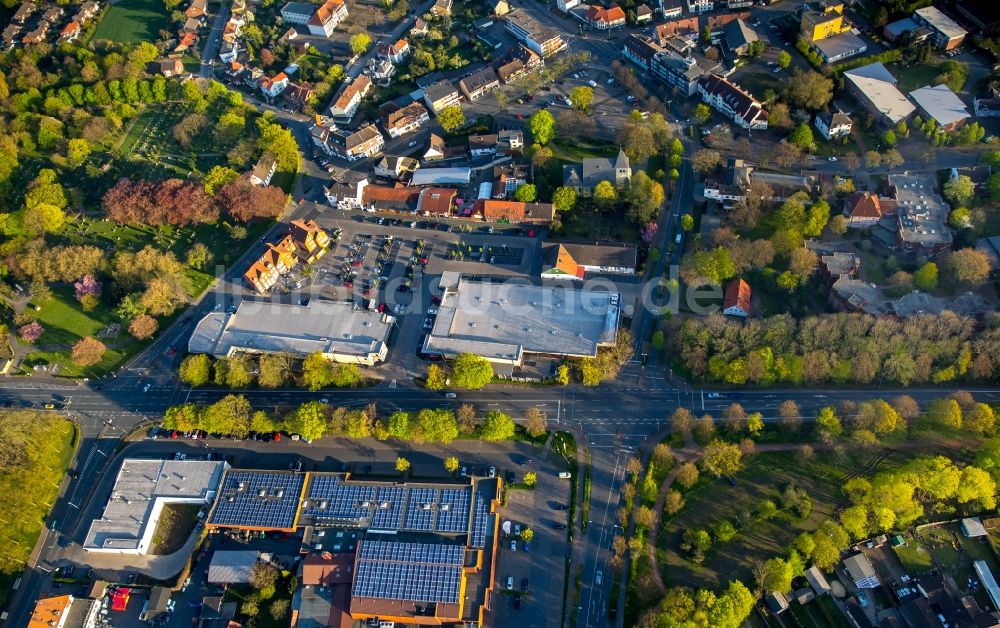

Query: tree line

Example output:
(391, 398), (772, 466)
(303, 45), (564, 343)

(179, 352), (366, 391)
(667, 311), (999, 386)
(161, 395), (534, 444)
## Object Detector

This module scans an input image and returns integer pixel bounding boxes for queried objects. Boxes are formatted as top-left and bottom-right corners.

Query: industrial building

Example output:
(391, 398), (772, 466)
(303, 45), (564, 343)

(908, 84), (971, 132)
(421, 273), (621, 369)
(83, 459), (227, 554)
(843, 62), (915, 125)
(188, 300), (395, 366)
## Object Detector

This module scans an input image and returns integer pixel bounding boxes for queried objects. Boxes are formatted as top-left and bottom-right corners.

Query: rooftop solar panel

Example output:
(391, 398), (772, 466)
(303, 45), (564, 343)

(470, 490), (490, 548)
(371, 486), (405, 529)
(209, 471), (304, 529)
(354, 540), (464, 604)
(436, 488), (470, 533)
(403, 488), (437, 531)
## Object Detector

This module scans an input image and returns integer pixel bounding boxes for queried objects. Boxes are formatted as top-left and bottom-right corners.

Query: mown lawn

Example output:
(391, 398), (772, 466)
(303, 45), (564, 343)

(90, 0), (169, 43)
(0, 414), (76, 606)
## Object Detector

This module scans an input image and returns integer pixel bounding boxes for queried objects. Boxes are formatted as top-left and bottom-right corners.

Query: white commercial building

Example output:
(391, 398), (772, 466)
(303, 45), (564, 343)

(189, 300), (395, 366)
(84, 459), (226, 554)
(422, 273), (621, 368)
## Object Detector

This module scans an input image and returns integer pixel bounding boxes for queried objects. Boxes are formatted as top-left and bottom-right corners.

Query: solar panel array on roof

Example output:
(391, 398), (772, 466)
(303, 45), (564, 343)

(470, 490), (491, 548)
(301, 475), (472, 533)
(436, 488), (470, 533)
(210, 471), (304, 529)
(403, 488), (437, 531)
(354, 540), (464, 604)
(371, 486), (406, 529)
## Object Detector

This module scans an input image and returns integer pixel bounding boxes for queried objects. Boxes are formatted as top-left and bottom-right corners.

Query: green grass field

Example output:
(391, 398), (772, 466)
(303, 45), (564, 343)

(90, 0), (170, 43)
(656, 450), (900, 591)
(0, 413), (76, 605)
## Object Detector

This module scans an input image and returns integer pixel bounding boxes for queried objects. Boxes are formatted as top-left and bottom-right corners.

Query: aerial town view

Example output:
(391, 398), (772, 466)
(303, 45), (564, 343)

(0, 0), (998, 625)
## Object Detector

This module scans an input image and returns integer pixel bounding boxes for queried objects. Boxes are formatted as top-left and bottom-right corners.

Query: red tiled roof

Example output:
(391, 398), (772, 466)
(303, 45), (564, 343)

(723, 278), (751, 313)
(585, 4), (626, 23)
(475, 199), (554, 222)
(846, 192), (884, 219)
(418, 187), (456, 216)
(309, 0), (345, 26)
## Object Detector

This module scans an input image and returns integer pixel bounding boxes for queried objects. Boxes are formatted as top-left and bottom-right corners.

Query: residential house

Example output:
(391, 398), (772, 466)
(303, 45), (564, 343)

(308, 0), (348, 37)
(623, 34), (708, 97)
(374, 155), (420, 180)
(424, 134), (446, 161)
(475, 199), (555, 223)
(843, 192), (895, 228)
(498, 129), (524, 154)
(174, 32), (197, 53)
(504, 9), (566, 57)
(410, 17), (429, 37)
(280, 2), (314, 24)
(361, 185), (421, 212)
(59, 21), (81, 42)
(2, 25), (21, 47)
(430, 0), (452, 16)
(284, 81), (315, 109)
(468, 134), (499, 158)
(74, 0), (101, 22)
(635, 4), (653, 23)
(697, 74), (768, 129)
(722, 18), (758, 56)
(540, 242), (637, 280)
(913, 6), (966, 50)
(244, 235), (297, 293)
(12, 1), (35, 24)
(687, 0), (713, 13)
(705, 12), (752, 38)
(493, 163), (530, 198)
(814, 110), (852, 140)
(423, 80), (461, 114)
(377, 38), (410, 63)
(250, 153), (277, 186)
(661, 0), (683, 18)
(459, 67), (500, 101)
(557, 0), (580, 11)
(259, 72), (289, 99)
(40, 6), (63, 23)
(831, 275), (888, 316)
(805, 566), (832, 596)
(843, 554), (880, 589)
(186, 0), (208, 18)
(329, 75), (372, 121)
(417, 187), (457, 216)
(584, 5), (626, 30)
(384, 101), (430, 137)
(493, 0), (510, 16)
(722, 278), (751, 317)
(289, 219), (331, 263)
(562, 149), (631, 195)
(151, 58), (184, 77)
(494, 45), (543, 84)
(21, 24), (48, 44)
(333, 124), (385, 161)
(324, 173), (369, 208)
(843, 62), (915, 125)
(182, 16), (202, 33)
(655, 17), (698, 40)
(766, 592), (789, 615)
(366, 57), (395, 84)
(909, 84), (970, 132)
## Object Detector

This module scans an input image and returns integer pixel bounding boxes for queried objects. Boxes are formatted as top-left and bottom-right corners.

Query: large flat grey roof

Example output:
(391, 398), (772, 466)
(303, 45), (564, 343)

(844, 62), (915, 124)
(908, 84), (970, 127)
(423, 277), (619, 362)
(188, 300), (395, 359)
(84, 459), (225, 552)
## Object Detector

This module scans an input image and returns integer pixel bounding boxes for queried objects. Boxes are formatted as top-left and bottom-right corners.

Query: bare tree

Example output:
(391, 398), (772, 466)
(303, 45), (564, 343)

(524, 407), (547, 437)
(457, 403), (477, 432)
(778, 400), (802, 432)
(670, 408), (694, 436)
(724, 402), (747, 433)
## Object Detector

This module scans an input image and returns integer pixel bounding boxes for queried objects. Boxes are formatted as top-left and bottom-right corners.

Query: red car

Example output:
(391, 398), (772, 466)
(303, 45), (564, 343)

(377, 303), (386, 313)
(418, 257), (428, 265)
(170, 430), (179, 439)
(352, 260), (362, 267)
(432, 295), (442, 305)
(273, 432), (281, 442)
(166, 347), (177, 357)
(344, 281), (353, 289)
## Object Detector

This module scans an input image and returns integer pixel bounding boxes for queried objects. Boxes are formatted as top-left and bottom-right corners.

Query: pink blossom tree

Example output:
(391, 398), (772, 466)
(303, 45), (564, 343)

(18, 321), (44, 344)
(74, 275), (102, 301)
(641, 222), (659, 244)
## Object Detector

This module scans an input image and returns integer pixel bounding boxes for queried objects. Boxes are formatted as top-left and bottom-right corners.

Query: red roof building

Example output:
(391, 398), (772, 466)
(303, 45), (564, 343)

(584, 4), (626, 29)
(722, 278), (751, 317)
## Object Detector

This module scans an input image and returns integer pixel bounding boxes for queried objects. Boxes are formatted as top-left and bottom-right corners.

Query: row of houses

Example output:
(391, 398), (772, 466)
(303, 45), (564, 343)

(3, 0), (99, 47)
(243, 219), (333, 293)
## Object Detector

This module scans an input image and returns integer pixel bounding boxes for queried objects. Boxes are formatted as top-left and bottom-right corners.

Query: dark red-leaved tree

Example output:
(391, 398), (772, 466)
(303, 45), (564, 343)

(217, 175), (288, 222)
(102, 178), (218, 226)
